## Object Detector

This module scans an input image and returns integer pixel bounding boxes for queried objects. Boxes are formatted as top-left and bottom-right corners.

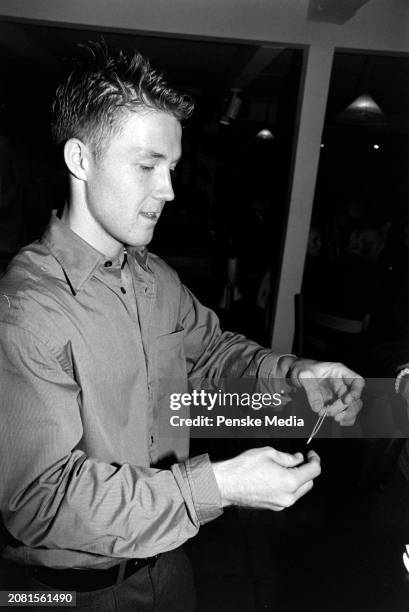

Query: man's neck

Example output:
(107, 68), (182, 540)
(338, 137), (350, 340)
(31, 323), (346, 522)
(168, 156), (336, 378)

(61, 203), (123, 259)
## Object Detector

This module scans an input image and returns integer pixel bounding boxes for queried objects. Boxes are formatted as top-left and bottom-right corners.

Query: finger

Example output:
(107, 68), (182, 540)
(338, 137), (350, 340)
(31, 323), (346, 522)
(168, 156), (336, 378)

(270, 505), (285, 512)
(335, 400), (362, 425)
(292, 451), (321, 484)
(292, 478), (314, 502)
(334, 400), (362, 423)
(299, 371), (324, 413)
(340, 415), (356, 426)
(306, 449), (321, 463)
(343, 376), (365, 402)
(270, 449), (304, 467)
(324, 377), (364, 416)
(324, 396), (351, 417)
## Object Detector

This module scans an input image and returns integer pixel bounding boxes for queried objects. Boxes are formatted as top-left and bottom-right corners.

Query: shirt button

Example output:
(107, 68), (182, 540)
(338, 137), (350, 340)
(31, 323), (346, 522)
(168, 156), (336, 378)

(120, 287), (126, 294)
(104, 261), (112, 267)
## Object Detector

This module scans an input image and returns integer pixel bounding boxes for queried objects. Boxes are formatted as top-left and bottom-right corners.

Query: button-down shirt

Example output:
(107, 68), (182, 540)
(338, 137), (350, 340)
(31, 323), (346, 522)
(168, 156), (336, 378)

(0, 213), (288, 569)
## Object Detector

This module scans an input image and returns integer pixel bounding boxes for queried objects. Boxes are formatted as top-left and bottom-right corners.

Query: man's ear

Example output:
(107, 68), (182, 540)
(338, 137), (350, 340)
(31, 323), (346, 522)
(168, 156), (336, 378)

(64, 138), (91, 181)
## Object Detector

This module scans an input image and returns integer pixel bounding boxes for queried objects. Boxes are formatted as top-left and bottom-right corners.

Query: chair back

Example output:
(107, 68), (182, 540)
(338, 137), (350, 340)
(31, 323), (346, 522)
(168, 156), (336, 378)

(294, 293), (370, 367)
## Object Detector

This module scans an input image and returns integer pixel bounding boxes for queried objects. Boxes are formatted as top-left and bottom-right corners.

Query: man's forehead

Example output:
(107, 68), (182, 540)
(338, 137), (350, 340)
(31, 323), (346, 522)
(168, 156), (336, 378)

(116, 110), (182, 158)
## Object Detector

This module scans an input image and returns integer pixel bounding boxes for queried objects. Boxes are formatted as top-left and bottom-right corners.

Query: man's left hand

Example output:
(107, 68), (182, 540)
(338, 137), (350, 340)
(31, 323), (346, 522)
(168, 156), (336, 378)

(288, 359), (364, 426)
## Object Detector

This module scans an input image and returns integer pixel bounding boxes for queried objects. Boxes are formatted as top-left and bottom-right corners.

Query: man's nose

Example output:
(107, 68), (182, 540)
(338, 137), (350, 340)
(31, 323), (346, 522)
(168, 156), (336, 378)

(155, 170), (175, 202)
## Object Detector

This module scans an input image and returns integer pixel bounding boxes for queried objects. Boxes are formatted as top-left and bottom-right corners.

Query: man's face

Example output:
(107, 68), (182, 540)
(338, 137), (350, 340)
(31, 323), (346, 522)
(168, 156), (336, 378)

(82, 109), (182, 256)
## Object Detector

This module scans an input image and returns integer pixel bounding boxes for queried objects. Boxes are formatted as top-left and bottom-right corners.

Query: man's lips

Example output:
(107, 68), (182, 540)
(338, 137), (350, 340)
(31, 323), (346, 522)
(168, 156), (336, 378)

(140, 211), (160, 220)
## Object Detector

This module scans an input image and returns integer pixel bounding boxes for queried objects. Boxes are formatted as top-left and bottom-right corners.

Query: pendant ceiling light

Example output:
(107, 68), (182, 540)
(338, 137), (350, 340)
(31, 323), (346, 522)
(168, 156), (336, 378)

(256, 128), (274, 140)
(337, 93), (387, 126)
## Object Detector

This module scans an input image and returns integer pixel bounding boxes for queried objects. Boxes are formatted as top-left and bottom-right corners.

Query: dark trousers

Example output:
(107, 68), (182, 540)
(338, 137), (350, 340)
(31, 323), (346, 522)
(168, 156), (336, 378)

(0, 548), (196, 611)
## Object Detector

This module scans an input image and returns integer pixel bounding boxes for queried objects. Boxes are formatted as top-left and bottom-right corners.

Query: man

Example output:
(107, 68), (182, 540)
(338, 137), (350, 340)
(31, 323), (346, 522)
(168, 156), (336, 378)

(0, 43), (363, 610)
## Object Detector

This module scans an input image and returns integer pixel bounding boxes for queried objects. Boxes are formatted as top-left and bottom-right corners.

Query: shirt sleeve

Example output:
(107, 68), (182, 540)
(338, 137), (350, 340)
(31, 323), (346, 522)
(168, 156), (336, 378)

(0, 323), (222, 562)
(178, 283), (295, 381)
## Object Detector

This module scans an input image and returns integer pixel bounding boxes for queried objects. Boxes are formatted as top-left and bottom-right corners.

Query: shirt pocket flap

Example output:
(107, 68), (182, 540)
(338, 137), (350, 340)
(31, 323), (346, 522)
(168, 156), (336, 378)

(156, 328), (185, 350)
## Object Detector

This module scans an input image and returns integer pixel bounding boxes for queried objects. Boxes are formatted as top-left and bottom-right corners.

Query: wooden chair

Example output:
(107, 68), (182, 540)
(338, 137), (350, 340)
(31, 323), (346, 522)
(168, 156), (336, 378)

(293, 294), (407, 486)
(293, 293), (371, 368)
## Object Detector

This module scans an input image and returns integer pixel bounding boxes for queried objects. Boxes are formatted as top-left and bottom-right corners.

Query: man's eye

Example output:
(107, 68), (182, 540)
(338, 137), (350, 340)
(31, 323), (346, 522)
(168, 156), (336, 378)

(140, 165), (154, 172)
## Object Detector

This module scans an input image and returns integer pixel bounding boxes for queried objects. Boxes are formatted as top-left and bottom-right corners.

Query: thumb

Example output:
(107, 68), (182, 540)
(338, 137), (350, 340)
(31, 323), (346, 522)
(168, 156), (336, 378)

(299, 371), (324, 413)
(272, 449), (304, 467)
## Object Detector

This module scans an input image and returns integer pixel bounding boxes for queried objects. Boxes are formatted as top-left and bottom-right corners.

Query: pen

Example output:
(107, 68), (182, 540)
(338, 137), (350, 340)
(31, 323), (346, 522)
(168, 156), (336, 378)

(306, 406), (328, 444)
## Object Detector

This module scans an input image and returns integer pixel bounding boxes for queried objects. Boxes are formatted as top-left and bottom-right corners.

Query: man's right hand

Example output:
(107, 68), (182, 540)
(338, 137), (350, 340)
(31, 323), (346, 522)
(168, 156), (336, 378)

(212, 447), (321, 511)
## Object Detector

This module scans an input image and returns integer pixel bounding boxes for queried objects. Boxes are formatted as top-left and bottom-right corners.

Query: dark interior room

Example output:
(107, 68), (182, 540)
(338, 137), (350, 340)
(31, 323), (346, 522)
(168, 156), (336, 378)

(0, 2), (409, 610)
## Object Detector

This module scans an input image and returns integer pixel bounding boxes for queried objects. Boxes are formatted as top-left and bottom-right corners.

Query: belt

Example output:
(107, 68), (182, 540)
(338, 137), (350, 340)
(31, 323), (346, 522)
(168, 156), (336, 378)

(28, 555), (160, 592)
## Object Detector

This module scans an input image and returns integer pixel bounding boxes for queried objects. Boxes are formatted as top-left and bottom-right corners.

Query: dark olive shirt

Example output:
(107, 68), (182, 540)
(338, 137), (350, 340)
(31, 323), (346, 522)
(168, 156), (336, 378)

(0, 214), (287, 569)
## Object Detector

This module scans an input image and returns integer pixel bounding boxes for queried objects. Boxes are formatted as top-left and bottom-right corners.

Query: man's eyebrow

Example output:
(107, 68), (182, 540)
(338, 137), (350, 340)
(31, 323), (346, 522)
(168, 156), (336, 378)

(134, 148), (181, 163)
(148, 151), (166, 160)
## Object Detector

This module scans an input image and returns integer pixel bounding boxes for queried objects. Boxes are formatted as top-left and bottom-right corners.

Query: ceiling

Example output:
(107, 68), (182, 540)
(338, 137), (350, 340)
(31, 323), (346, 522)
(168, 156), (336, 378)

(0, 20), (296, 129)
(0, 18), (408, 139)
(307, 0), (372, 24)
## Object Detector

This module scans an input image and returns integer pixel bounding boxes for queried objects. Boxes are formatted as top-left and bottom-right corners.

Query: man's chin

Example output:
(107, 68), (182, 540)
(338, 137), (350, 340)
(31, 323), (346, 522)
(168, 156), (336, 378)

(126, 231), (154, 249)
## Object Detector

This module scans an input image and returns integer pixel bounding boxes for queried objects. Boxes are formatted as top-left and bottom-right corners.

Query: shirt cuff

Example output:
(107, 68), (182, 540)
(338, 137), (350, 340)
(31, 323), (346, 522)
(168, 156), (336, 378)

(181, 453), (223, 525)
(258, 352), (297, 379)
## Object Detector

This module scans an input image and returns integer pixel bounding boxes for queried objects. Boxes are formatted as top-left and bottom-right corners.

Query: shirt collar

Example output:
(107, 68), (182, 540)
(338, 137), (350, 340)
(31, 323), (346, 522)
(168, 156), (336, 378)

(128, 245), (149, 270)
(42, 212), (150, 293)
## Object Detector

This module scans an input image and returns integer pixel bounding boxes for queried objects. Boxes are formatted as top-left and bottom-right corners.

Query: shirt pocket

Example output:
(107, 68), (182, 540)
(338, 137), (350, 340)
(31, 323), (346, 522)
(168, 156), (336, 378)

(156, 328), (187, 381)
